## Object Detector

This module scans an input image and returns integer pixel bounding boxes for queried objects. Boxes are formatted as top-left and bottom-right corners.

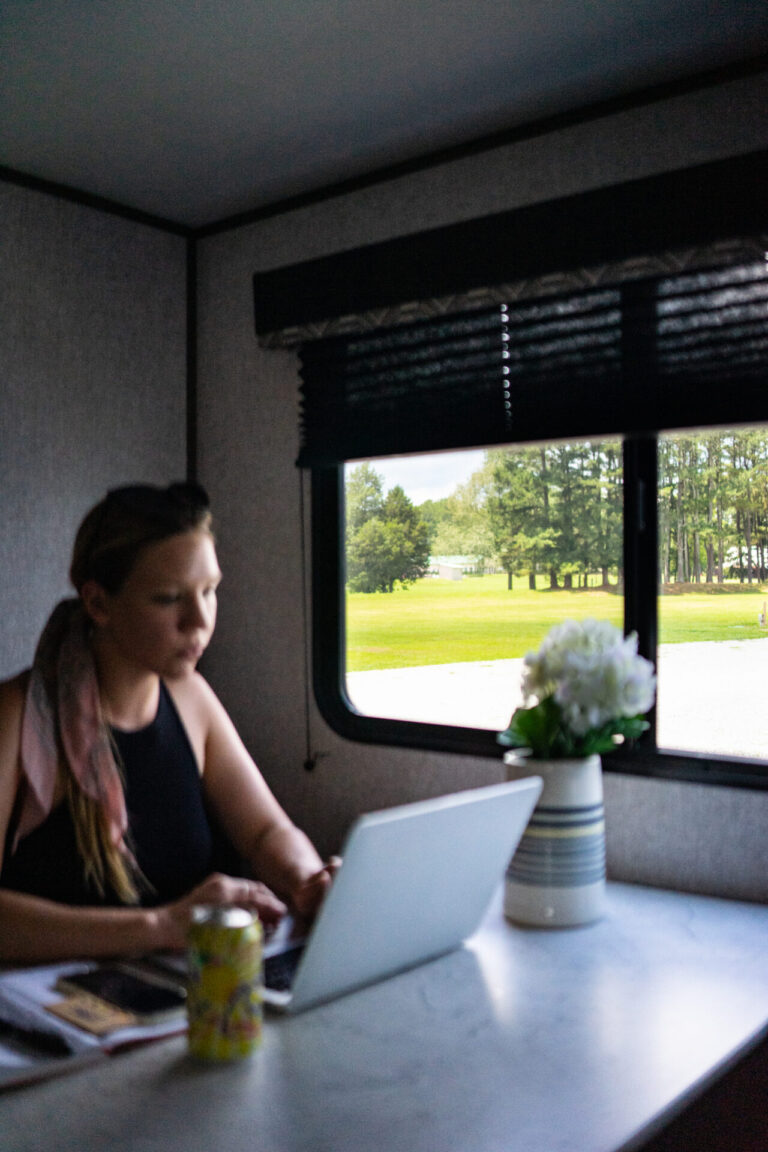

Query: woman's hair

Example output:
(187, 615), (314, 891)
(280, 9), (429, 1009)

(66, 482), (213, 903)
(70, 481), (213, 595)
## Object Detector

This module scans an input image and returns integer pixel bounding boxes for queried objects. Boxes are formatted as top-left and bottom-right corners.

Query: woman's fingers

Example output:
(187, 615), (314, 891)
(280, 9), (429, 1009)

(194, 874), (287, 923)
(291, 856), (343, 919)
(162, 873), (288, 948)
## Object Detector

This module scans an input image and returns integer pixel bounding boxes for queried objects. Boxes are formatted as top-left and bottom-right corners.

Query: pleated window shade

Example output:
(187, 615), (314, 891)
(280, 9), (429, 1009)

(296, 257), (768, 467)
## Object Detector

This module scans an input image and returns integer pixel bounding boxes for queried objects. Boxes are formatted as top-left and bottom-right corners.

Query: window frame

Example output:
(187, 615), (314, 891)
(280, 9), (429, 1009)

(310, 438), (768, 792)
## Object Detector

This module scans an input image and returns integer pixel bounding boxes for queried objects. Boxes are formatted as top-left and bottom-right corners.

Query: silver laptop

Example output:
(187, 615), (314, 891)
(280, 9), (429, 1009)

(262, 777), (542, 1013)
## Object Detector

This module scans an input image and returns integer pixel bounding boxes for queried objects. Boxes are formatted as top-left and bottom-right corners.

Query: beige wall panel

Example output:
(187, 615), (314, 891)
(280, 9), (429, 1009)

(1, 183), (187, 675)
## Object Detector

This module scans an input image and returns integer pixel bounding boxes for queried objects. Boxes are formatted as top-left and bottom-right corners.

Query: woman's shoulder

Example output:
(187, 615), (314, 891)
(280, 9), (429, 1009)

(0, 671), (29, 717)
(164, 671), (229, 738)
(0, 673), (29, 783)
(165, 670), (220, 713)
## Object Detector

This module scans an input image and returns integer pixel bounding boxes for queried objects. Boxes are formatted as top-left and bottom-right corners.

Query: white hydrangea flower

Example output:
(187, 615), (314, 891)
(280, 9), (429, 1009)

(521, 619), (656, 737)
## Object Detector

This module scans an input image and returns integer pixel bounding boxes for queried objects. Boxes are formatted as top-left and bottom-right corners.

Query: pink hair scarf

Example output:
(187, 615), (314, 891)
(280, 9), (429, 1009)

(13, 599), (128, 854)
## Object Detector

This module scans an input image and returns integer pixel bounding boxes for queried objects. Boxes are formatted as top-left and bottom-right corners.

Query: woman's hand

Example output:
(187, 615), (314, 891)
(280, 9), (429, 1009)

(156, 872), (287, 951)
(290, 856), (342, 921)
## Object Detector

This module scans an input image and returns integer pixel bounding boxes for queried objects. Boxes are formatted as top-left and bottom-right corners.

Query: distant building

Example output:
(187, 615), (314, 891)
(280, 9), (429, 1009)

(429, 556), (499, 580)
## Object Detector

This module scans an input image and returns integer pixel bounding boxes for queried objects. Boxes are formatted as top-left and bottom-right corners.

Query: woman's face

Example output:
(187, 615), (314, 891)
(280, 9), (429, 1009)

(93, 529), (222, 679)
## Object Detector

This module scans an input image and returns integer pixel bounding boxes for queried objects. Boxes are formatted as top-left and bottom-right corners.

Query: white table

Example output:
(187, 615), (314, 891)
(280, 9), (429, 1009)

(3, 883), (768, 1152)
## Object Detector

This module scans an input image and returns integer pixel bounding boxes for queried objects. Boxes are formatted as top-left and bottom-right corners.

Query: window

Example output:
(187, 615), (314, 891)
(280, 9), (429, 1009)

(343, 440), (624, 733)
(302, 256), (768, 788)
(338, 428), (768, 771)
(656, 427), (768, 762)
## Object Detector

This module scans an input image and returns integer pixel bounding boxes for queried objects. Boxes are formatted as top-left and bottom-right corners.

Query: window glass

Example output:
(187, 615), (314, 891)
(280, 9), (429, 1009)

(344, 440), (624, 731)
(656, 428), (768, 761)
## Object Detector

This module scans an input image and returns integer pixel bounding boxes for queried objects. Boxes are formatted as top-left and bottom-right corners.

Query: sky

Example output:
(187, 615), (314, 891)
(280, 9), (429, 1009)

(347, 449), (487, 505)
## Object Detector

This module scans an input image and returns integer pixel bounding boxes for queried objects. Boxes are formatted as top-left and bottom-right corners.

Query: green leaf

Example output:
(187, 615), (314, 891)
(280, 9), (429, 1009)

(497, 697), (562, 758)
(498, 705), (650, 760)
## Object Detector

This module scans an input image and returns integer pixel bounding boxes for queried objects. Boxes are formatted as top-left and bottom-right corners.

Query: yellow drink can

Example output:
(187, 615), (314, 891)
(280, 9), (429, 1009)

(186, 905), (263, 1060)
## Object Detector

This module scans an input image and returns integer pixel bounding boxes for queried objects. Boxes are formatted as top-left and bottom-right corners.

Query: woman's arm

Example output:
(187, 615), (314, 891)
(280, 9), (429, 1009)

(0, 874), (288, 964)
(0, 887), (165, 963)
(169, 674), (337, 917)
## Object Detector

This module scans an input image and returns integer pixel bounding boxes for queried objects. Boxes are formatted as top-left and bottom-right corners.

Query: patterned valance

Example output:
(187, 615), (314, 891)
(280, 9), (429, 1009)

(261, 235), (768, 348)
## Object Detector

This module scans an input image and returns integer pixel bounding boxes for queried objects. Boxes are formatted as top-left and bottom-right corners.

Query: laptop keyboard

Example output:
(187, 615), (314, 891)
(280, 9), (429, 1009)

(263, 945), (305, 992)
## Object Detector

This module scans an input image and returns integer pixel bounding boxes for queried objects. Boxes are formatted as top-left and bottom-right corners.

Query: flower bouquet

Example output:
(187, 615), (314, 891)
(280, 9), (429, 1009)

(498, 618), (656, 759)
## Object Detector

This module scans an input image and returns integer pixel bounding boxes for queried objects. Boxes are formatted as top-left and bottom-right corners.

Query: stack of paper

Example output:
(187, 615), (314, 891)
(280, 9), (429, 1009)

(0, 962), (186, 1090)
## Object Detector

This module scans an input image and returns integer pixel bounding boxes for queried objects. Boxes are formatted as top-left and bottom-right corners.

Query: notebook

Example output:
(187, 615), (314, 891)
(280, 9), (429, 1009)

(261, 777), (542, 1012)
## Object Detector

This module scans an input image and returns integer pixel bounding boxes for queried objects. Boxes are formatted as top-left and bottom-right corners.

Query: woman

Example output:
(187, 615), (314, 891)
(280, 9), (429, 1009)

(0, 482), (337, 964)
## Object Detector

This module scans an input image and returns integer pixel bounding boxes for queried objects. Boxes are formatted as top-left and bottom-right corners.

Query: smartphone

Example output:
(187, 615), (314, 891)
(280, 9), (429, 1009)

(56, 964), (187, 1022)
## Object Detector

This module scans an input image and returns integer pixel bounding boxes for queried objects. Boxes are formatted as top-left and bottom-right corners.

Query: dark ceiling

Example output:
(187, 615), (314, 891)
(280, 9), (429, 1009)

(2, 1), (767, 229)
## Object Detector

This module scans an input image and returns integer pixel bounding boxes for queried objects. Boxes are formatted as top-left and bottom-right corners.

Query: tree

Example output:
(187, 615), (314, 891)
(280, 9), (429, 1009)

(345, 471), (431, 592)
(345, 463), (384, 533)
(428, 471), (495, 563)
(485, 448), (555, 589)
(659, 431), (768, 585)
(346, 519), (392, 592)
(483, 441), (622, 589)
(564, 441), (622, 588)
(417, 497), (447, 552)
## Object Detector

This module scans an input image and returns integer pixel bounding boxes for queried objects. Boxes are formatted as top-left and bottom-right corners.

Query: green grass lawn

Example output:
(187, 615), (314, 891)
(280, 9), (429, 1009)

(346, 575), (768, 671)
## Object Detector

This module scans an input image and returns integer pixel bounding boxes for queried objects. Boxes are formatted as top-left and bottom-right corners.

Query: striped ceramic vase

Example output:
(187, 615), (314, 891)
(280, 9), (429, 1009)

(503, 751), (606, 927)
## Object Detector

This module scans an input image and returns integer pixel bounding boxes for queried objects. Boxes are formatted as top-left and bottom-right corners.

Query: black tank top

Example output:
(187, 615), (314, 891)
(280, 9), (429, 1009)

(1, 682), (226, 906)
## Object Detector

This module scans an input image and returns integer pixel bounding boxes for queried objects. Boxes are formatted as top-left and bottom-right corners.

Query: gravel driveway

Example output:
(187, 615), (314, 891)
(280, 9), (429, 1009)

(346, 638), (768, 760)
